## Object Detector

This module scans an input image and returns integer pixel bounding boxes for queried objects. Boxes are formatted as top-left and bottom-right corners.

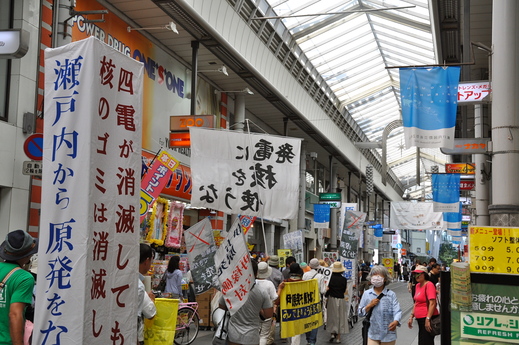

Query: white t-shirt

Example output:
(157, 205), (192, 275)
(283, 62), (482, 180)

(256, 279), (278, 301)
(138, 276), (156, 342)
(303, 268), (327, 295)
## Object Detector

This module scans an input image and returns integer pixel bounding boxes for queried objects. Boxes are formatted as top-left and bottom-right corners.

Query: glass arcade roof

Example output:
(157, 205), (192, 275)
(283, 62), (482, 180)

(262, 0), (449, 199)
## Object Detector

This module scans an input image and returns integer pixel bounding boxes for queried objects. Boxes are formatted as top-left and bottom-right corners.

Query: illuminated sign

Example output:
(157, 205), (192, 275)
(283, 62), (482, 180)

(0, 29), (29, 59)
(460, 180), (475, 190)
(446, 163), (476, 174)
(441, 138), (489, 155)
(170, 115), (215, 131)
(458, 81), (490, 103)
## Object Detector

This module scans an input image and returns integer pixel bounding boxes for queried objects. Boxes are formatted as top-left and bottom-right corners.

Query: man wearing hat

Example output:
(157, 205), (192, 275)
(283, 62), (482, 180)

(302, 258), (327, 345)
(257, 262), (278, 345)
(0, 229), (38, 345)
(266, 255), (283, 289)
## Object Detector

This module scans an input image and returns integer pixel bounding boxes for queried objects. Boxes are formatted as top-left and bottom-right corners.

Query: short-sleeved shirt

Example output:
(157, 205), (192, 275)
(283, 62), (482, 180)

(413, 281), (439, 319)
(221, 284), (273, 345)
(0, 262), (35, 344)
(138, 274), (157, 342)
(266, 267), (283, 289)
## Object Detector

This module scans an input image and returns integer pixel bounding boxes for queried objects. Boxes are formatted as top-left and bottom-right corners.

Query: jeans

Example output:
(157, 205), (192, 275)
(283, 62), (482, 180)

(305, 327), (318, 344)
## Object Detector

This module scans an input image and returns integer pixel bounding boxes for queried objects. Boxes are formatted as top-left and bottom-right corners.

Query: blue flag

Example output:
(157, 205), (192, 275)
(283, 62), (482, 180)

(432, 174), (460, 212)
(400, 66), (460, 148)
(443, 202), (462, 229)
(313, 204), (331, 228)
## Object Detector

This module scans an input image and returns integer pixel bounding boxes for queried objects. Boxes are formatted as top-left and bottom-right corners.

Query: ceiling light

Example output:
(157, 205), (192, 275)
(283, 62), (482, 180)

(215, 87), (254, 95)
(127, 21), (179, 34)
(199, 65), (229, 76)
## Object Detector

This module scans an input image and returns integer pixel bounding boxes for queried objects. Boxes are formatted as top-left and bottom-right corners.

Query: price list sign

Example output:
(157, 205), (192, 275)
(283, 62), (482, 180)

(470, 226), (519, 274)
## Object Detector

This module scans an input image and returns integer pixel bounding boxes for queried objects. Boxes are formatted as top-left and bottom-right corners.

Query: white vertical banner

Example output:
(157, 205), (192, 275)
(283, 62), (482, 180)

(190, 128), (302, 219)
(215, 219), (255, 315)
(36, 36), (143, 344)
(283, 230), (304, 263)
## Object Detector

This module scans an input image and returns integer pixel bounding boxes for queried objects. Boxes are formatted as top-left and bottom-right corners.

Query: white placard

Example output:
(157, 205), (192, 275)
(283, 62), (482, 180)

(36, 36), (143, 344)
(190, 128), (302, 219)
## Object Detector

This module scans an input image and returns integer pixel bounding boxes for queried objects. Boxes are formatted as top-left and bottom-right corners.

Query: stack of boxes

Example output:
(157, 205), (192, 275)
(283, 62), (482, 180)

(196, 288), (215, 329)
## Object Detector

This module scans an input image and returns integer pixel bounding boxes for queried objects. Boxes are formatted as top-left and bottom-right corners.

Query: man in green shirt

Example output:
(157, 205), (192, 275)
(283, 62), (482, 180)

(0, 230), (38, 345)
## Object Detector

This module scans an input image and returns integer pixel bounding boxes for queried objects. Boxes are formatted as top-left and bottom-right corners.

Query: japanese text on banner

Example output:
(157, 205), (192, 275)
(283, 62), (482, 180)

(37, 36), (142, 344)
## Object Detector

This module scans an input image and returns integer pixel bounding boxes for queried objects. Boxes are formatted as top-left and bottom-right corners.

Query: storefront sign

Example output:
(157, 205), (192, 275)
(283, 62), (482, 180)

(460, 180), (475, 190)
(458, 81), (491, 103)
(441, 138), (489, 155)
(470, 226), (519, 274)
(319, 192), (341, 201)
(170, 115), (215, 130)
(446, 163), (476, 174)
(461, 312), (519, 343)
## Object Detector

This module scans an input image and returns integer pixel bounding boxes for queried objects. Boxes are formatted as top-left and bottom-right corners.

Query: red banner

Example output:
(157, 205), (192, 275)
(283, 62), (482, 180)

(140, 150), (179, 223)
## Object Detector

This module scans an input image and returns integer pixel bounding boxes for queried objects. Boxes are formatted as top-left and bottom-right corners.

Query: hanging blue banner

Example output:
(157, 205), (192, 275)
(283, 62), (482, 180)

(313, 203), (331, 228)
(443, 202), (462, 229)
(432, 174), (460, 213)
(374, 228), (384, 238)
(400, 66), (460, 149)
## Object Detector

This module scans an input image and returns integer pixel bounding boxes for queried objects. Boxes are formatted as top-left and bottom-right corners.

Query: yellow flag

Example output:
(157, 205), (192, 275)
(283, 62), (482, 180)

(144, 298), (179, 344)
(280, 280), (323, 338)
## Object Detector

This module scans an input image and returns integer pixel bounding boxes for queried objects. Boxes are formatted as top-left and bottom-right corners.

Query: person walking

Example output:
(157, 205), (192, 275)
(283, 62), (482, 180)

(266, 255), (283, 289)
(358, 266), (402, 345)
(302, 258), (327, 345)
(277, 262), (304, 345)
(219, 260), (273, 345)
(0, 230), (39, 345)
(407, 265), (439, 345)
(164, 255), (183, 299)
(256, 262), (278, 345)
(325, 262), (349, 344)
(138, 243), (157, 345)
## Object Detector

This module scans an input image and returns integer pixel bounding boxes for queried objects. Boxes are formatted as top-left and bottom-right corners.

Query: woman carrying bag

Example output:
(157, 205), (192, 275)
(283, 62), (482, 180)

(358, 266), (402, 345)
(407, 265), (440, 345)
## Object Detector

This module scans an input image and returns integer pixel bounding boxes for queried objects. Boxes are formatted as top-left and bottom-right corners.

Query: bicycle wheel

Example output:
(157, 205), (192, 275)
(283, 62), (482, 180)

(174, 307), (200, 345)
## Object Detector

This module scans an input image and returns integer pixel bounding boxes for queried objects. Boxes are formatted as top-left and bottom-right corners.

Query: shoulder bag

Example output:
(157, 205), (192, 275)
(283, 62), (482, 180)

(0, 267), (21, 292)
(362, 292), (385, 345)
(425, 282), (441, 336)
(156, 272), (167, 292)
(212, 309), (230, 345)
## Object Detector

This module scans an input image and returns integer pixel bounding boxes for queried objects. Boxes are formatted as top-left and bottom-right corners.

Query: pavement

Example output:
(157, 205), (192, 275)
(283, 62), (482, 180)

(191, 280), (440, 345)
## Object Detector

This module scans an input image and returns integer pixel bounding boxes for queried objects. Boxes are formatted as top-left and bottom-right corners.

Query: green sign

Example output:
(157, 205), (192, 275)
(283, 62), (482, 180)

(319, 193), (341, 201)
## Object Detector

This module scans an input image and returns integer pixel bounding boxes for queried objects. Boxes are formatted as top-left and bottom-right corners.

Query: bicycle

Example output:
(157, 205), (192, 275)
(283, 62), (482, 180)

(174, 302), (200, 345)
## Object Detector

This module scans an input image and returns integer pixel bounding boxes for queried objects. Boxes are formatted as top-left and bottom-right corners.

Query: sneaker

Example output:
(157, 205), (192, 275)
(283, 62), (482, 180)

(333, 339), (341, 344)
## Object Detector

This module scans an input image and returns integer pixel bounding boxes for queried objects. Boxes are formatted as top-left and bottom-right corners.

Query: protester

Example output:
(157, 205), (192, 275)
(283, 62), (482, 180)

(402, 263), (409, 282)
(408, 265), (439, 345)
(256, 262), (278, 345)
(325, 261), (349, 344)
(164, 255), (183, 299)
(0, 230), (38, 345)
(219, 260), (273, 345)
(300, 262), (311, 273)
(138, 244), (157, 345)
(358, 266), (402, 345)
(426, 258), (437, 273)
(282, 256), (296, 280)
(302, 258), (327, 345)
(266, 255), (283, 290)
(318, 259), (328, 268)
(277, 262), (304, 345)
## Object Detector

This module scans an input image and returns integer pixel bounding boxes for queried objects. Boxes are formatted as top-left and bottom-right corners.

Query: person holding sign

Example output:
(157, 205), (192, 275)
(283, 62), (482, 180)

(358, 266), (402, 345)
(325, 262), (349, 344)
(219, 260), (273, 345)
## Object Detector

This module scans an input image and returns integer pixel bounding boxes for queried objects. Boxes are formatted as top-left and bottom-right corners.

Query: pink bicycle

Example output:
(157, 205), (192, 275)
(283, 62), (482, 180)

(174, 302), (200, 345)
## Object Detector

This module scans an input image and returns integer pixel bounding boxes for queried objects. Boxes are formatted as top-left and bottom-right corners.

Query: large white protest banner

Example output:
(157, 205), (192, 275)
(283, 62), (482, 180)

(215, 219), (255, 315)
(190, 128), (302, 219)
(37, 36), (143, 343)
(390, 202), (444, 230)
(185, 218), (219, 294)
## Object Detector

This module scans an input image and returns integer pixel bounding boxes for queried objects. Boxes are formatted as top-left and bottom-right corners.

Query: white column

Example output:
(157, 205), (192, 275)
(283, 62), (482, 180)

(489, 0), (519, 225)
(474, 104), (489, 225)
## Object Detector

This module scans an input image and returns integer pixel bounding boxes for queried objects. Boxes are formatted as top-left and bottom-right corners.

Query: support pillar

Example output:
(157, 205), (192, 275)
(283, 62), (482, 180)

(489, 1), (519, 226)
(297, 143), (307, 232)
(329, 158), (338, 251)
(474, 104), (490, 225)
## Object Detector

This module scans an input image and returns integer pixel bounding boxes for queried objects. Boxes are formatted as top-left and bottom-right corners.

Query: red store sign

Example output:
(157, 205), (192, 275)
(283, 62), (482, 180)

(460, 180), (475, 191)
